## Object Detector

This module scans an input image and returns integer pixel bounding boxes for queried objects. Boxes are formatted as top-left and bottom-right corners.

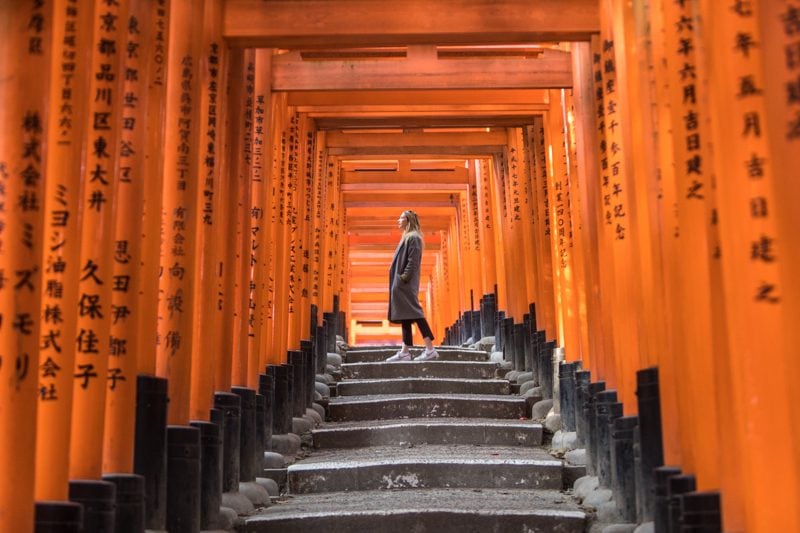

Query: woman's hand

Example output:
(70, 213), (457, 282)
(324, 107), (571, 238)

(400, 273), (410, 283)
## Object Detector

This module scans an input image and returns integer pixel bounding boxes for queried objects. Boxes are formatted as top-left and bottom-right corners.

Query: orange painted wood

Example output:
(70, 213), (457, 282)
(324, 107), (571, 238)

(35, 0), (91, 501)
(69, 0), (129, 478)
(103, 0), (152, 473)
(223, 0), (600, 48)
(136, 0), (169, 376)
(699, 1), (799, 530)
(155, 0), (202, 425)
(231, 49), (255, 385)
(190, 0), (226, 419)
(0, 1), (52, 525)
(251, 48), (273, 376)
(271, 47), (573, 91)
(288, 89), (550, 107)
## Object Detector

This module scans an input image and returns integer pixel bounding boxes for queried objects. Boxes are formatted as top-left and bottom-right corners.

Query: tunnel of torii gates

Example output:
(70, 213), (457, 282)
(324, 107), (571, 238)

(1, 0), (799, 531)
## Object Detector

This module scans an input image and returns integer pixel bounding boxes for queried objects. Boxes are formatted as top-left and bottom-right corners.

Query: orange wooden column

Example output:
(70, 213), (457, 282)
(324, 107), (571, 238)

(544, 95), (582, 359)
(485, 158), (510, 315)
(457, 190), (474, 315)
(34, 0), (90, 501)
(251, 48), (274, 377)
(190, 0), (227, 418)
(156, 0), (202, 425)
(0, 2), (52, 526)
(699, 1), (800, 530)
(760, 1), (800, 525)
(215, 47), (245, 391)
(567, 43), (606, 376)
(296, 116), (317, 344)
(528, 119), (558, 340)
(656, 0), (723, 491)
(70, 0), (128, 479)
(103, 0), (151, 472)
(320, 156), (342, 315)
(137, 0), (169, 377)
(474, 159), (498, 297)
(308, 132), (328, 332)
(466, 162), (485, 301)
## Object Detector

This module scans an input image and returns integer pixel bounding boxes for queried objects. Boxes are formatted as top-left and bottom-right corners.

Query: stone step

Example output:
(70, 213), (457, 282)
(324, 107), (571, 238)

(286, 445), (563, 494)
(242, 488), (586, 532)
(345, 348), (490, 363)
(312, 418), (542, 448)
(328, 393), (529, 421)
(341, 360), (499, 380)
(337, 377), (510, 396)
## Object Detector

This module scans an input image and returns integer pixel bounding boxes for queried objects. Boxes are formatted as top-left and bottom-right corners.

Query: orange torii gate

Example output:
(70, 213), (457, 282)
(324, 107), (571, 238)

(1, 1), (798, 532)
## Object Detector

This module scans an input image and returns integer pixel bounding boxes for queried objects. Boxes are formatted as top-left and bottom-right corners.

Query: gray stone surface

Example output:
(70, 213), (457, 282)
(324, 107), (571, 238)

(344, 348), (489, 363)
(313, 390), (323, 401)
(565, 448), (587, 466)
(255, 477), (279, 496)
(328, 393), (528, 421)
(552, 430), (578, 451)
(504, 370), (522, 382)
(325, 364), (337, 375)
(490, 351), (504, 363)
(240, 481), (271, 506)
(327, 353), (343, 367)
(288, 444), (562, 493)
(270, 433), (301, 455)
(315, 381), (330, 397)
(222, 490), (254, 515)
(315, 374), (330, 384)
(520, 381), (538, 394)
(602, 523), (637, 533)
(313, 418), (542, 448)
(242, 489), (585, 533)
(263, 452), (285, 468)
(342, 360), (499, 380)
(583, 488), (613, 509)
(531, 399), (554, 420)
(311, 402), (325, 419)
(545, 412), (562, 433)
(216, 506), (237, 529)
(516, 371), (535, 384)
(337, 377), (510, 396)
(292, 416), (312, 435)
(306, 407), (323, 425)
(634, 522), (655, 533)
(597, 500), (622, 523)
(573, 475), (599, 500)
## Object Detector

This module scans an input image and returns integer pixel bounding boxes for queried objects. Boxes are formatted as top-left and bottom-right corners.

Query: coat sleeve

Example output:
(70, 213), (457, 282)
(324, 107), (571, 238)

(400, 236), (421, 282)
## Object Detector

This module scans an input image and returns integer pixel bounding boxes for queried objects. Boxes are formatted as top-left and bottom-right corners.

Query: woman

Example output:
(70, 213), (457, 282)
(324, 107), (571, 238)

(386, 210), (439, 362)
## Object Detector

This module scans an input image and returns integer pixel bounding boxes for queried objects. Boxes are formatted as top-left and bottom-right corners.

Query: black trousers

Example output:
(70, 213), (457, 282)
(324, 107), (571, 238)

(400, 318), (434, 346)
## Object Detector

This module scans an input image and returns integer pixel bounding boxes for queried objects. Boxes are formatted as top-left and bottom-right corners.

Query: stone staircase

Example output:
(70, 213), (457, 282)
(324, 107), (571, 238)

(242, 345), (588, 532)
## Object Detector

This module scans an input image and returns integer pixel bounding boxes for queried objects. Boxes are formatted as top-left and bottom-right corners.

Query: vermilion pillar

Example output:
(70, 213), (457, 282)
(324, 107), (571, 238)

(70, 0), (128, 479)
(35, 0), (90, 501)
(0, 2), (52, 528)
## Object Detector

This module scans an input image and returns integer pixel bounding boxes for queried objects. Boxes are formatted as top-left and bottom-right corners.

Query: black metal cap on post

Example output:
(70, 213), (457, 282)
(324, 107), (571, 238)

(593, 390), (619, 486)
(288, 351), (306, 417)
(166, 425), (201, 533)
(213, 392), (241, 492)
(558, 362), (579, 432)
(101, 473), (145, 533)
(188, 420), (222, 530)
(637, 367), (665, 522)
(231, 387), (257, 482)
(513, 323), (526, 372)
(35, 501), (83, 533)
(258, 373), (274, 447)
(668, 475), (697, 533)
(654, 466), (682, 533)
(133, 374), (168, 530)
(585, 381), (607, 475)
(574, 370), (591, 445)
(280, 363), (296, 433)
(68, 480), (116, 532)
(611, 415), (639, 523)
(680, 491), (722, 532)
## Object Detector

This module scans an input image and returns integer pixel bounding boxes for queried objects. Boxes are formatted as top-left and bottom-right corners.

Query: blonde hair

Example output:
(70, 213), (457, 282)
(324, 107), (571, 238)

(402, 210), (424, 246)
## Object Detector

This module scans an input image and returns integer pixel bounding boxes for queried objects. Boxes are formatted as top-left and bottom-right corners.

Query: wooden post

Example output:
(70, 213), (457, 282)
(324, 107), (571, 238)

(190, 0), (227, 420)
(136, 0), (169, 377)
(0, 1), (52, 527)
(699, 0), (800, 530)
(103, 0), (152, 473)
(156, 0), (203, 425)
(35, 0), (90, 501)
(474, 159), (498, 297)
(70, 0), (129, 479)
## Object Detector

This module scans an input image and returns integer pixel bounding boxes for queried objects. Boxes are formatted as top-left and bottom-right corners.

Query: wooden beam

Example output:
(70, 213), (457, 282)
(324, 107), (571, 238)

(272, 47), (572, 90)
(223, 0), (600, 48)
(327, 130), (506, 149)
(289, 89), (550, 106)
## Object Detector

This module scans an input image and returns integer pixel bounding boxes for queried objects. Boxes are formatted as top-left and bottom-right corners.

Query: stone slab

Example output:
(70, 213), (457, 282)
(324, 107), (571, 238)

(287, 445), (562, 493)
(342, 360), (498, 380)
(328, 393), (528, 421)
(345, 348), (490, 363)
(337, 377), (510, 396)
(313, 418), (542, 448)
(242, 488), (585, 533)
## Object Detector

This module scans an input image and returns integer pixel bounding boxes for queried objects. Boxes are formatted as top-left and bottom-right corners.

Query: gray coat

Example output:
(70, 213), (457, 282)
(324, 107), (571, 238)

(388, 233), (425, 322)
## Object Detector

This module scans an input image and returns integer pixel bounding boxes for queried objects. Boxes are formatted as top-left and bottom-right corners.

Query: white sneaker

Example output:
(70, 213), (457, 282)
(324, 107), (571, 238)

(414, 349), (439, 361)
(386, 351), (411, 362)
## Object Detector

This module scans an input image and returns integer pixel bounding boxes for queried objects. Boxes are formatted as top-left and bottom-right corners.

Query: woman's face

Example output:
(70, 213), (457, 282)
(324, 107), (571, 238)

(397, 212), (408, 230)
